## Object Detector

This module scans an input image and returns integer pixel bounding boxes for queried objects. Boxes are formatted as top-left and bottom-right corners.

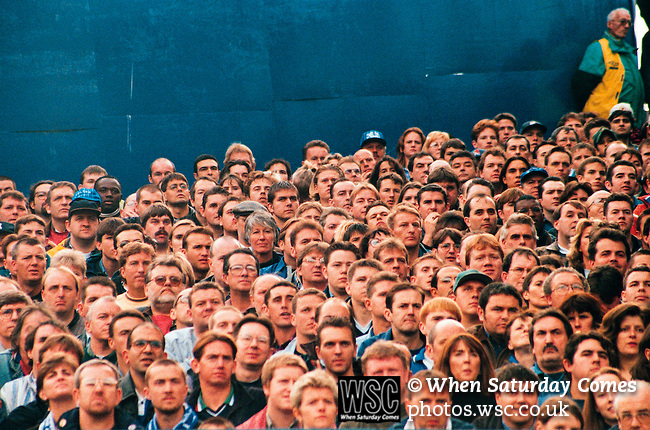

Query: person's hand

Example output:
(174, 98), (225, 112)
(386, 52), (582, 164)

(423, 212), (440, 234)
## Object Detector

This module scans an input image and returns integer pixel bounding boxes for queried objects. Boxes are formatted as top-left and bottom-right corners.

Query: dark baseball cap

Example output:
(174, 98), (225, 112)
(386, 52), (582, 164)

(520, 121), (547, 135)
(593, 127), (617, 146)
(453, 269), (492, 294)
(69, 189), (101, 216)
(232, 201), (268, 218)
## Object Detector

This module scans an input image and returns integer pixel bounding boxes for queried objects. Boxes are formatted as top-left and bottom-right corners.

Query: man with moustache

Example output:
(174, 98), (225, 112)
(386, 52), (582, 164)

(141, 204), (173, 256)
(530, 309), (573, 403)
(140, 255), (187, 334)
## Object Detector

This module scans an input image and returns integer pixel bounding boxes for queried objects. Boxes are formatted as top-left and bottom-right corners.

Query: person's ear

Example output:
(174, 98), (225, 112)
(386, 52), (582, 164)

(384, 308), (393, 323)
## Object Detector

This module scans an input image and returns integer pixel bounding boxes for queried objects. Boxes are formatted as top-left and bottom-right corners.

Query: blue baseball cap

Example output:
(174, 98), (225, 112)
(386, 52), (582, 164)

(69, 189), (101, 216)
(520, 166), (548, 184)
(360, 130), (386, 148)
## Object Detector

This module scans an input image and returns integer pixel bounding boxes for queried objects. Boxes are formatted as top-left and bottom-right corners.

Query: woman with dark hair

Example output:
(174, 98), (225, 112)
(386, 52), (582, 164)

(358, 227), (391, 259)
(396, 127), (425, 168)
(600, 303), (648, 379)
(340, 222), (369, 249)
(582, 367), (623, 430)
(567, 219), (601, 276)
(397, 182), (421, 206)
(559, 181), (593, 206)
(631, 325), (650, 382)
(264, 158), (292, 181)
(220, 174), (244, 197)
(435, 333), (495, 423)
(499, 156), (530, 189)
(220, 159), (252, 182)
(522, 266), (552, 312)
(367, 156), (407, 190)
(559, 292), (605, 333)
(431, 228), (462, 265)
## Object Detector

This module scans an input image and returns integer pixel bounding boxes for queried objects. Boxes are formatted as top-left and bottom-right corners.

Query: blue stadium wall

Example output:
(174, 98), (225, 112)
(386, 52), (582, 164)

(0, 0), (636, 194)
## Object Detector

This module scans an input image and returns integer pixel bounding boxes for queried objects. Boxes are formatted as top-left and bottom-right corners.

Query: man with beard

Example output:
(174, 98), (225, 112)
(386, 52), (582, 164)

(530, 309), (573, 404)
(141, 255), (187, 334)
(160, 173), (193, 221)
(28, 180), (53, 223)
(141, 204), (173, 256)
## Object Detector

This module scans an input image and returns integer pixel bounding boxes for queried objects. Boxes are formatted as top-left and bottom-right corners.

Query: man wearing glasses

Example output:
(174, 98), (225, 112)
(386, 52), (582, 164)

(118, 322), (166, 425)
(222, 248), (259, 313)
(233, 316), (274, 389)
(159, 173), (193, 222)
(542, 267), (589, 309)
(0, 290), (32, 352)
(58, 359), (139, 430)
(573, 8), (644, 128)
(615, 380), (650, 430)
(142, 255), (187, 335)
